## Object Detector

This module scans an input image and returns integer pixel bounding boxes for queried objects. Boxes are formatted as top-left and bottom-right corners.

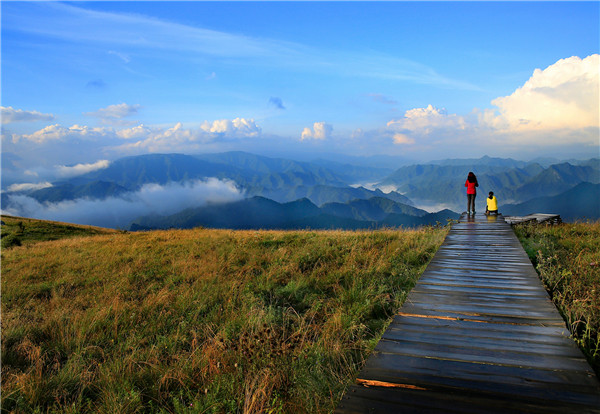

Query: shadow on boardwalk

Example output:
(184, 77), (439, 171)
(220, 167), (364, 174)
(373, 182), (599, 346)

(336, 213), (600, 413)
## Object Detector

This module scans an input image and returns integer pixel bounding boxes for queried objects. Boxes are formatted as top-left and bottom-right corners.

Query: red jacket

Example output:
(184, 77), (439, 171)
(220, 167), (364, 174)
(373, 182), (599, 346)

(465, 179), (478, 195)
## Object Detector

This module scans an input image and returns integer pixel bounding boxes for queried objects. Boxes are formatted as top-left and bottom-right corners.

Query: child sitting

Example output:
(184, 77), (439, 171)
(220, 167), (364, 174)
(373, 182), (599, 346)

(485, 191), (499, 215)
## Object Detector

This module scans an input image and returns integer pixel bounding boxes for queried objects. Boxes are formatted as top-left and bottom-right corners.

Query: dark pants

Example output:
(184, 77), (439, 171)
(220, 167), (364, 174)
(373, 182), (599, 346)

(467, 194), (476, 212)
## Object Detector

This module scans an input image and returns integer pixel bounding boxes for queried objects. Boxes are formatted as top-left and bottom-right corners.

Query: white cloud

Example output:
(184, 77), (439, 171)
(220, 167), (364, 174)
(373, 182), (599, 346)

(1, 106), (55, 124)
(301, 122), (333, 141)
(388, 105), (466, 135)
(14, 124), (110, 144)
(392, 133), (415, 145)
(385, 104), (466, 145)
(7, 182), (53, 192)
(200, 118), (261, 137)
(487, 54), (599, 132)
(114, 119), (262, 154)
(85, 103), (140, 125)
(116, 124), (152, 140)
(3, 178), (244, 229)
(56, 160), (111, 177)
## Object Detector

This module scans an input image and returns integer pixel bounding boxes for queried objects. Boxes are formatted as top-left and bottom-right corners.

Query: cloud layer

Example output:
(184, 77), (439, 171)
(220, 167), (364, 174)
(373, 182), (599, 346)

(3, 178), (244, 229)
(57, 160), (111, 177)
(1, 106), (55, 124)
(382, 54), (599, 150)
(85, 103), (141, 126)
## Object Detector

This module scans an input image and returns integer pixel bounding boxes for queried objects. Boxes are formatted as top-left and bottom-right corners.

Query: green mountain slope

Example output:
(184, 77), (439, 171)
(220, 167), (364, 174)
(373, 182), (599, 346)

(502, 182), (600, 221)
(130, 196), (459, 231)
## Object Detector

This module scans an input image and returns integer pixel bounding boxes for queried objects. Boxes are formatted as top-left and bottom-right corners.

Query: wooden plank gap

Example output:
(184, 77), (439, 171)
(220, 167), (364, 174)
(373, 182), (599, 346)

(356, 378), (428, 391)
(396, 312), (553, 326)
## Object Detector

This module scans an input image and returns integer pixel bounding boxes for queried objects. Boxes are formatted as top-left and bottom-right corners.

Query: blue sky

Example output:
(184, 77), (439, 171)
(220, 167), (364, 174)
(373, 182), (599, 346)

(1, 1), (599, 186)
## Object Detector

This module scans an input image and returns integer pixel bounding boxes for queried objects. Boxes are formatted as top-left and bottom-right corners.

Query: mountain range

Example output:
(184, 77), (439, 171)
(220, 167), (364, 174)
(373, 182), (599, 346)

(2, 152), (598, 230)
(130, 196), (459, 231)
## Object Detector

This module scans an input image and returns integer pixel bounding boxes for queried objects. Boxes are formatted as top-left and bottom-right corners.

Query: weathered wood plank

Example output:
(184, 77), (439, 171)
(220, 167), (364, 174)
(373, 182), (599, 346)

(335, 213), (600, 413)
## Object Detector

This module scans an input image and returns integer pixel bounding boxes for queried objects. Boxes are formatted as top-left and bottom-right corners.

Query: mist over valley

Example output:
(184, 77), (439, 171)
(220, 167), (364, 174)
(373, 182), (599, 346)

(2, 152), (598, 230)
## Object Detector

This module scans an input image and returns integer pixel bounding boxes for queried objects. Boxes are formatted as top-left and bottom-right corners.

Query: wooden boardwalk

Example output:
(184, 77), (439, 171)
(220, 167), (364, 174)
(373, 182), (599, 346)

(335, 213), (600, 413)
(504, 214), (562, 225)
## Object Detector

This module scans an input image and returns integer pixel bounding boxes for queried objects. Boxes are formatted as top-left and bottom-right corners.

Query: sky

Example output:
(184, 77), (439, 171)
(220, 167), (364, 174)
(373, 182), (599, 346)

(1, 1), (599, 188)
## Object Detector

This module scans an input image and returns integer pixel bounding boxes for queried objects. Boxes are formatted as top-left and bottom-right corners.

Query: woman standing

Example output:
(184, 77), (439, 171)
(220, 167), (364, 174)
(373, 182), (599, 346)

(465, 171), (479, 215)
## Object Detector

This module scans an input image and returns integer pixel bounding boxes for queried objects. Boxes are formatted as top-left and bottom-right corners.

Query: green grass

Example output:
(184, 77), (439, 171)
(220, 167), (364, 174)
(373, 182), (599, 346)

(1, 215), (119, 249)
(1, 219), (448, 413)
(514, 221), (600, 375)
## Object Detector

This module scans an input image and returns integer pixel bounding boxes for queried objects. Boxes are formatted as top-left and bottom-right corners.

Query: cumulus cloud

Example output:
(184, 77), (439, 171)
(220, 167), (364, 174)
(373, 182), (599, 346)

(385, 104), (466, 145)
(268, 97), (286, 110)
(301, 122), (333, 141)
(116, 124), (152, 140)
(13, 124), (109, 144)
(9, 118), (260, 154)
(487, 55), (599, 132)
(3, 178), (244, 229)
(112, 119), (262, 154)
(200, 118), (261, 136)
(7, 182), (53, 192)
(1, 106), (55, 124)
(56, 160), (111, 177)
(85, 103), (140, 125)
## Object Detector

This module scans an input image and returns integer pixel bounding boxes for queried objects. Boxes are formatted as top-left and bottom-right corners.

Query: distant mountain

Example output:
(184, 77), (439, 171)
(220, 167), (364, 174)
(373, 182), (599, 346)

(66, 153), (240, 188)
(378, 161), (544, 208)
(378, 157), (599, 212)
(501, 182), (600, 222)
(309, 153), (415, 170)
(130, 196), (459, 231)
(26, 152), (400, 205)
(320, 197), (427, 221)
(28, 181), (129, 203)
(516, 163), (600, 200)
(254, 184), (412, 206)
(429, 155), (529, 169)
(307, 159), (394, 183)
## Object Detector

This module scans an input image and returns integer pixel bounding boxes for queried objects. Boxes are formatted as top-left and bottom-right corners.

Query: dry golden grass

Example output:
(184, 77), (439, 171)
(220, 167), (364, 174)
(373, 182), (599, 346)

(515, 221), (600, 374)
(2, 224), (448, 413)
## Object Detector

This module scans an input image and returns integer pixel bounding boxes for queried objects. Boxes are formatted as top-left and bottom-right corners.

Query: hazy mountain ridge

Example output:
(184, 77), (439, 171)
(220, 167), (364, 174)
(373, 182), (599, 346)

(130, 196), (458, 231)
(501, 182), (600, 221)
(4, 152), (598, 229)
(379, 158), (599, 212)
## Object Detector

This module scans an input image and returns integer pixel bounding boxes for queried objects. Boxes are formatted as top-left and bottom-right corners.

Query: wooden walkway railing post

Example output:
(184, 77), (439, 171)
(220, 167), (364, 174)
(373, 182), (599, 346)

(335, 213), (600, 413)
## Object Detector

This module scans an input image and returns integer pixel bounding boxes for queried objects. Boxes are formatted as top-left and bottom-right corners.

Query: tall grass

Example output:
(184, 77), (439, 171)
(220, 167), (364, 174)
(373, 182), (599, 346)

(514, 221), (600, 375)
(2, 223), (448, 413)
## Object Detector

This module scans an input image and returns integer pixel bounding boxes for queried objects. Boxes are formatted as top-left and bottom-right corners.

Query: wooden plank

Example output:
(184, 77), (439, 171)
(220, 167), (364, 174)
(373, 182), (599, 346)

(389, 314), (570, 339)
(358, 353), (600, 391)
(372, 340), (590, 371)
(335, 213), (600, 413)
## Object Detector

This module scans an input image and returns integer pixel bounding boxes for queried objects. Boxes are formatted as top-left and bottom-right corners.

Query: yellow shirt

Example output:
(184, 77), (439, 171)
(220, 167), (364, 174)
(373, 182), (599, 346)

(487, 196), (498, 211)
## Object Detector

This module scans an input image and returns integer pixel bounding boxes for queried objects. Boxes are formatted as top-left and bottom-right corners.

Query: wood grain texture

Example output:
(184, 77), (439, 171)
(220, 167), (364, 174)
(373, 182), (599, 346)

(335, 213), (600, 413)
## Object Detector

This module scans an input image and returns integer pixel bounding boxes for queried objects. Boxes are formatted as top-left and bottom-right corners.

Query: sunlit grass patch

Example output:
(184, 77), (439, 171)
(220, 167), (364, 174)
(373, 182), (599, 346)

(2, 223), (448, 413)
(514, 221), (600, 375)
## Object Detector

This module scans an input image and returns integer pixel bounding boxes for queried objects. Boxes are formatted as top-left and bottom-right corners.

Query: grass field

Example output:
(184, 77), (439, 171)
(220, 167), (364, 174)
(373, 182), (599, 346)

(514, 221), (600, 375)
(1, 216), (448, 413)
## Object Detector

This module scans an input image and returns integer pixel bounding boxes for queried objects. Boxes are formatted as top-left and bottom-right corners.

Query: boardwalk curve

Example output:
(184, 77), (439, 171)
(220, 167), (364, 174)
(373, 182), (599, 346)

(335, 214), (600, 413)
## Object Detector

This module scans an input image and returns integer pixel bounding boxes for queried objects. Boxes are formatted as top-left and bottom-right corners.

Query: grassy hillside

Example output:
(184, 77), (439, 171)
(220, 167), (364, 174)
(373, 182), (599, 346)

(514, 221), (600, 375)
(1, 215), (119, 249)
(1, 219), (448, 413)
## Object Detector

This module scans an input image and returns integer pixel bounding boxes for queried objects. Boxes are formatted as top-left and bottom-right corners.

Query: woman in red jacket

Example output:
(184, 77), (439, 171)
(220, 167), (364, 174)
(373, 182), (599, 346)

(465, 171), (478, 215)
